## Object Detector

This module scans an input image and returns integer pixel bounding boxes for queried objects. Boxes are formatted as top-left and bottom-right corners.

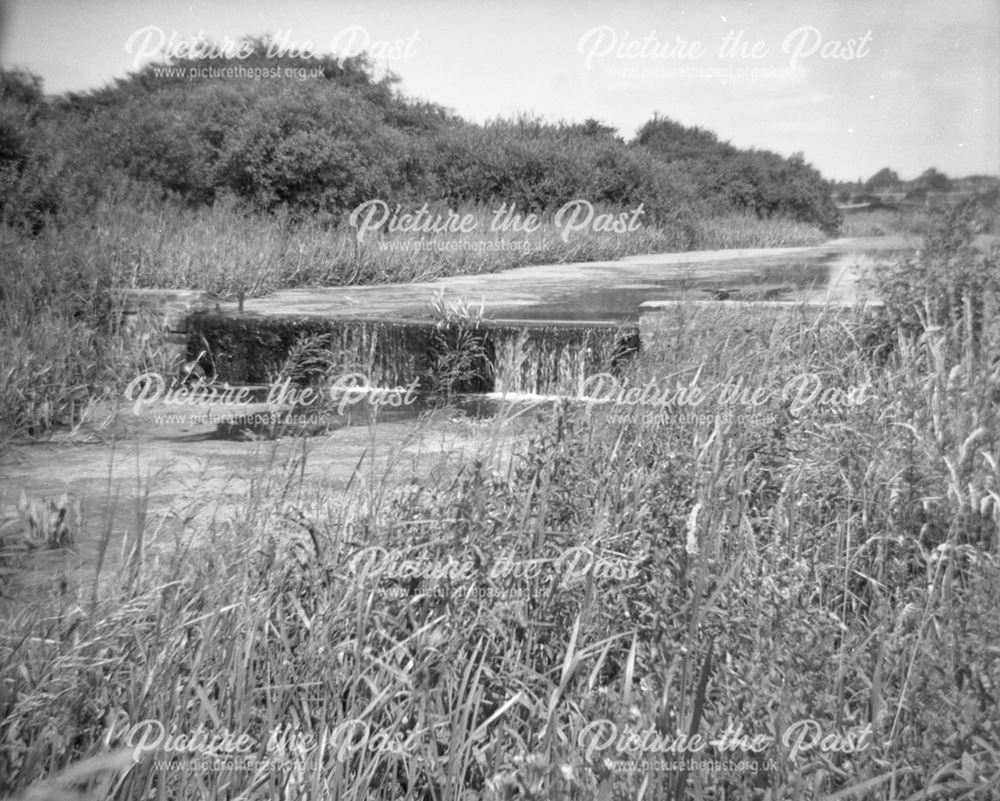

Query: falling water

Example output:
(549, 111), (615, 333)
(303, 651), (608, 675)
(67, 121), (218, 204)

(487, 323), (638, 396)
(189, 314), (638, 397)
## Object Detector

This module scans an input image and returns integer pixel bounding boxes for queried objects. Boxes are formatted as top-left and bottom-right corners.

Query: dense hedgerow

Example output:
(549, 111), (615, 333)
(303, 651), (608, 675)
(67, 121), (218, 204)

(2, 37), (838, 232)
(637, 114), (841, 233)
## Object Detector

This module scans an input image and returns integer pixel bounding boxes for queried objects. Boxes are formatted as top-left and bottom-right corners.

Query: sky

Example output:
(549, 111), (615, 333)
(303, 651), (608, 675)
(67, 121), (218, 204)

(0, 0), (997, 182)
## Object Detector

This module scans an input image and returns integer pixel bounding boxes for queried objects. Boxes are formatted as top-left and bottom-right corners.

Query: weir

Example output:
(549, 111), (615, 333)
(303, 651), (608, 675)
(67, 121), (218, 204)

(188, 314), (433, 387)
(484, 322), (638, 396)
(178, 239), (887, 411)
(188, 313), (639, 397)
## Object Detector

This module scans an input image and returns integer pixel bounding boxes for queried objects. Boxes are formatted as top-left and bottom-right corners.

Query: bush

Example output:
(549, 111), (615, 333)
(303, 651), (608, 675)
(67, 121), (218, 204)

(15, 44), (841, 233)
(867, 200), (1000, 342)
(638, 115), (841, 234)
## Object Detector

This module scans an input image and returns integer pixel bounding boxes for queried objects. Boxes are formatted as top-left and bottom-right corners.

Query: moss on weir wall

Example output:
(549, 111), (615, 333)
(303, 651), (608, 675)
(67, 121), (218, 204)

(188, 314), (435, 386)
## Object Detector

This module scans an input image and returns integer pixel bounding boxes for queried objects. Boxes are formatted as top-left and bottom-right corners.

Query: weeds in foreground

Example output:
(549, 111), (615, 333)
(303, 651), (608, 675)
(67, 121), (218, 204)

(865, 201), (1000, 342)
(3, 204), (999, 800)
(2, 266), (999, 799)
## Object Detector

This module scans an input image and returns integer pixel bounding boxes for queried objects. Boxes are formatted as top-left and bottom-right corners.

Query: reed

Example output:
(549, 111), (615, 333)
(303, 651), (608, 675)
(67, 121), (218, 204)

(2, 232), (998, 798)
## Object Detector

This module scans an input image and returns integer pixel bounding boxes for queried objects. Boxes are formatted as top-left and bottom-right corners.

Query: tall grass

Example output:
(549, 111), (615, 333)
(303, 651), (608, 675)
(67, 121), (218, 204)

(2, 211), (999, 798)
(5, 189), (829, 298)
(839, 207), (935, 239)
(691, 212), (825, 250)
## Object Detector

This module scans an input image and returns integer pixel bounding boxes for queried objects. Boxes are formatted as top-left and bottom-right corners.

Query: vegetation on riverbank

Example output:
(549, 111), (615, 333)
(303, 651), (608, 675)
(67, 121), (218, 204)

(1, 42), (841, 237)
(1, 206), (998, 800)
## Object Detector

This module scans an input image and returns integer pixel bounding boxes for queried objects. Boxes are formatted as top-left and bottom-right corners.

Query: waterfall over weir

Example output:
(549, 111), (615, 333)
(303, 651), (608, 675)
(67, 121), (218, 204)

(188, 314), (638, 398)
(486, 323), (637, 396)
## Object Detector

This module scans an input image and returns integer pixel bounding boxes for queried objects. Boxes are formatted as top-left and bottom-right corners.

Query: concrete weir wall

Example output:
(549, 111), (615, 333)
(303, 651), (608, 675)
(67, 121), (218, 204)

(187, 312), (639, 395)
(187, 314), (437, 387)
(638, 299), (886, 352)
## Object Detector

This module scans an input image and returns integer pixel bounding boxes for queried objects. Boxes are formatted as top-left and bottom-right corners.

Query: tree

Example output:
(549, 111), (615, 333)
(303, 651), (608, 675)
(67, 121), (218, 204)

(864, 167), (900, 192)
(579, 118), (618, 138)
(635, 114), (734, 162)
(916, 167), (951, 192)
(0, 69), (44, 107)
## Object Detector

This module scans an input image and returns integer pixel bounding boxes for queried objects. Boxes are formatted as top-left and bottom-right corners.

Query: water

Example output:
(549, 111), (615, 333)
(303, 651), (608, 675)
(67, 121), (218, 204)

(487, 323), (637, 395)
(482, 253), (835, 322)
